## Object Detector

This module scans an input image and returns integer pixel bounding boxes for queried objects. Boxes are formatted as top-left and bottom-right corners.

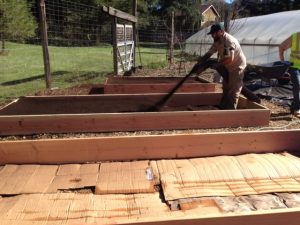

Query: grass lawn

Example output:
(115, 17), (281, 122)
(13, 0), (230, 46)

(0, 42), (168, 106)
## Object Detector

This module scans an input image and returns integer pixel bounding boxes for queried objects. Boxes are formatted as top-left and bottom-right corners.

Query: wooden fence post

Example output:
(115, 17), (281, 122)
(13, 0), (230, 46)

(39, 0), (52, 89)
(168, 11), (175, 66)
(132, 0), (137, 71)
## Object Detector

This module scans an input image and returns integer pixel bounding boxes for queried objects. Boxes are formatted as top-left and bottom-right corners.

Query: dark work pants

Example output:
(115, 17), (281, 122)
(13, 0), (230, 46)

(290, 68), (300, 112)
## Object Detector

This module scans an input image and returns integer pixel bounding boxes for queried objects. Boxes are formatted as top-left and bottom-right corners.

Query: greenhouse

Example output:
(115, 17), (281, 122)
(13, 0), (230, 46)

(185, 10), (300, 64)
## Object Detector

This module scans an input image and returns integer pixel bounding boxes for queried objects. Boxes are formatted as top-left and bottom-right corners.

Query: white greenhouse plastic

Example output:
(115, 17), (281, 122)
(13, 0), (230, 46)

(185, 10), (300, 65)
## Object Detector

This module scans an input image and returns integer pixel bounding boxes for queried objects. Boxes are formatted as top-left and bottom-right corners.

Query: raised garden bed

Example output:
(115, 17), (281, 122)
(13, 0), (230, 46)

(0, 93), (270, 135)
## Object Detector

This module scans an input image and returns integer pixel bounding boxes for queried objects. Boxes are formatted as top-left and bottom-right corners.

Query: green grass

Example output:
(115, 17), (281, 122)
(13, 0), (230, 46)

(0, 42), (168, 105)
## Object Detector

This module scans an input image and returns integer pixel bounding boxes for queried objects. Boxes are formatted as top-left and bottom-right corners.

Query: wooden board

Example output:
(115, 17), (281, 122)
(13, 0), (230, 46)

(95, 160), (157, 194)
(0, 93), (269, 135)
(104, 76), (216, 94)
(0, 192), (175, 224)
(0, 164), (99, 195)
(0, 165), (57, 195)
(1, 192), (300, 225)
(1, 130), (300, 165)
(157, 153), (300, 201)
(47, 163), (99, 192)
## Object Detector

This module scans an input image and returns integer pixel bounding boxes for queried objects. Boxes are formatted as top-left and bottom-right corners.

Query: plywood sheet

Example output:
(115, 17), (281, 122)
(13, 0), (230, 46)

(157, 153), (300, 201)
(95, 160), (158, 194)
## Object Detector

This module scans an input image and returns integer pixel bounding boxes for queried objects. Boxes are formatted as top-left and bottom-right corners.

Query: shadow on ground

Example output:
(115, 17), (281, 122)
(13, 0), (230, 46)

(1, 71), (107, 86)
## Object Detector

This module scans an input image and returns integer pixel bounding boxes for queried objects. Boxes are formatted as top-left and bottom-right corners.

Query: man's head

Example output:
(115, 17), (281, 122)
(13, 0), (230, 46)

(208, 23), (224, 41)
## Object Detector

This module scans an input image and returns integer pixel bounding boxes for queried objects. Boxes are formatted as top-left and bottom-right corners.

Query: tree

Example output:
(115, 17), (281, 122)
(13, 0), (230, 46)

(93, 0), (157, 27)
(0, 0), (37, 52)
(150, 0), (203, 31)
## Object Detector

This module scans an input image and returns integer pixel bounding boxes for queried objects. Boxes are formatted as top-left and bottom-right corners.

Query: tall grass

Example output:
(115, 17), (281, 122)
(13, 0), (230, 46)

(0, 42), (168, 105)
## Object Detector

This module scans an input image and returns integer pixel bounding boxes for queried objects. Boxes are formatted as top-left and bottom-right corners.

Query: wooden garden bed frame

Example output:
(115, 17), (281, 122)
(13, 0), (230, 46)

(1, 129), (299, 164)
(1, 130), (300, 225)
(104, 76), (216, 94)
(0, 93), (269, 135)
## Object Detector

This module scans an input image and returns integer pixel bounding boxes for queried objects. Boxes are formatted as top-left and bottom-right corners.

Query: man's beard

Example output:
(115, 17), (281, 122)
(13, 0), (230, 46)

(213, 36), (220, 42)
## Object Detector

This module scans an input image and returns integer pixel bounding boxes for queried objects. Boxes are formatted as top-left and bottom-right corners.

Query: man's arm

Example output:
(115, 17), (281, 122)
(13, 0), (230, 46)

(279, 36), (292, 61)
(197, 52), (213, 63)
(219, 49), (234, 66)
(197, 44), (217, 63)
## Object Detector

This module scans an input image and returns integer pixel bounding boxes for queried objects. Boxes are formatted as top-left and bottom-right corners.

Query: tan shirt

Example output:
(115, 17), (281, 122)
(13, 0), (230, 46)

(279, 36), (292, 61)
(207, 32), (247, 71)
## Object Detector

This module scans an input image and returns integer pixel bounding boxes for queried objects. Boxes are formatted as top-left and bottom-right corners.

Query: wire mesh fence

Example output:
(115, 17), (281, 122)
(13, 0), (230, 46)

(0, 0), (199, 105)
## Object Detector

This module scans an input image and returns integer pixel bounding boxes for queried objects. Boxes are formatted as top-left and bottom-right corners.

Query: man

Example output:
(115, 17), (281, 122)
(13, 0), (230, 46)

(198, 23), (247, 109)
(279, 32), (300, 117)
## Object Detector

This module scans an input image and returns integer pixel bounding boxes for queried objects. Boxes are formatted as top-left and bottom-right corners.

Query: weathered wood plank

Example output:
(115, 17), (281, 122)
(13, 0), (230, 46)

(102, 6), (137, 23)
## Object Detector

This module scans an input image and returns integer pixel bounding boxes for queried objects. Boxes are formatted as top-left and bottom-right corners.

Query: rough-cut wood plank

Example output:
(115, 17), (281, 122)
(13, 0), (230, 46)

(157, 153), (300, 201)
(46, 192), (74, 224)
(6, 194), (28, 220)
(56, 164), (81, 175)
(2, 192), (300, 225)
(95, 160), (155, 194)
(67, 193), (94, 224)
(2, 130), (300, 165)
(92, 193), (178, 223)
(0, 165), (18, 191)
(47, 164), (99, 192)
(21, 165), (58, 194)
(0, 164), (98, 194)
(22, 194), (44, 221)
(0, 165), (39, 195)
(0, 195), (21, 220)
(178, 197), (223, 215)
(0, 165), (57, 195)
